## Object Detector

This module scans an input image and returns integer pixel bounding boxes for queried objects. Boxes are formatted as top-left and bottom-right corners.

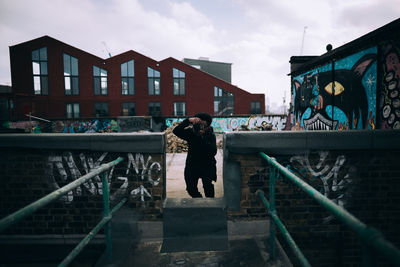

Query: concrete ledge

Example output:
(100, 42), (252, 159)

(224, 130), (400, 154)
(0, 133), (166, 153)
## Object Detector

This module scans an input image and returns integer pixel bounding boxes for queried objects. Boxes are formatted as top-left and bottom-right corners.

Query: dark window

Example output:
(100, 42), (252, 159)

(174, 102), (186, 116)
(214, 86), (234, 115)
(148, 67), (161, 95)
(250, 101), (261, 114)
(63, 53), (79, 95)
(121, 60), (134, 95)
(94, 102), (109, 117)
(32, 47), (48, 95)
(66, 103), (80, 118)
(122, 102), (136, 116)
(93, 66), (108, 95)
(148, 102), (161, 116)
(173, 68), (185, 95)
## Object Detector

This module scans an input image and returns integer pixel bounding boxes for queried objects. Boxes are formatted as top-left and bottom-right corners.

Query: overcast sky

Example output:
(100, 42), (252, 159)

(0, 0), (399, 110)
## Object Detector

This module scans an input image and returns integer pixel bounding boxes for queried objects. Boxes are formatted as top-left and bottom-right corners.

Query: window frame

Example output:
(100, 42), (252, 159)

(32, 47), (49, 95)
(63, 53), (79, 95)
(173, 102), (186, 116)
(148, 102), (162, 116)
(121, 60), (135, 95)
(122, 102), (136, 116)
(250, 101), (261, 114)
(148, 67), (161, 95)
(93, 66), (108, 96)
(66, 102), (80, 118)
(173, 68), (185, 96)
(94, 102), (109, 117)
(214, 86), (234, 115)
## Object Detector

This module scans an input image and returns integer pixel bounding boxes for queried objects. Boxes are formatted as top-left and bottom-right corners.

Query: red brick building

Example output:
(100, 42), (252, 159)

(9, 36), (265, 120)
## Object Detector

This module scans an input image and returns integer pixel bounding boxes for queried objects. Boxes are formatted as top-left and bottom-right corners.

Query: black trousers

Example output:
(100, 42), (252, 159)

(184, 167), (215, 198)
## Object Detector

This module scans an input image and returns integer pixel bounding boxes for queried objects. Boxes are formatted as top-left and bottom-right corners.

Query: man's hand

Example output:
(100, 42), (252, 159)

(189, 117), (201, 124)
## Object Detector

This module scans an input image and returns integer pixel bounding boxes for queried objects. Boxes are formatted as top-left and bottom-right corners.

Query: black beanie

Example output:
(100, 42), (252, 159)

(194, 112), (212, 126)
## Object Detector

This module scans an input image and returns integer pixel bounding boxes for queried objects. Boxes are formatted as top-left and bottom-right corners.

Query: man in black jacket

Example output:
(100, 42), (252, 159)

(173, 113), (217, 198)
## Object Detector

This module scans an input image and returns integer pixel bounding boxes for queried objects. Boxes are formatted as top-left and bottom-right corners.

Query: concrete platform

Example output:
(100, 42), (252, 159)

(161, 198), (228, 253)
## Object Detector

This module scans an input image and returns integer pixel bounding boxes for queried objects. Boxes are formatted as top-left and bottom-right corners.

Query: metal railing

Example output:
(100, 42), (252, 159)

(257, 152), (400, 267)
(0, 157), (125, 266)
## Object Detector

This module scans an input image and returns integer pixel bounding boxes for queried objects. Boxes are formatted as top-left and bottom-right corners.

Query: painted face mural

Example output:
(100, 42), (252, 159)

(292, 49), (377, 130)
(379, 42), (400, 129)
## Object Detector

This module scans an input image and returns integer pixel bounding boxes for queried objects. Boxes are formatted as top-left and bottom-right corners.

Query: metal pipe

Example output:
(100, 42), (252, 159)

(269, 165), (276, 259)
(58, 197), (127, 267)
(259, 152), (400, 265)
(257, 190), (311, 267)
(0, 157), (123, 233)
(102, 172), (112, 261)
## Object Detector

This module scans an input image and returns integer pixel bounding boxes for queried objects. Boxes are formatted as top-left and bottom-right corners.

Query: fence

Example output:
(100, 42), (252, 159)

(257, 152), (400, 266)
(0, 157), (124, 266)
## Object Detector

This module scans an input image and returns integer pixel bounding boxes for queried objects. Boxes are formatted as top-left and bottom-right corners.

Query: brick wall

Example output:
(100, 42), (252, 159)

(224, 131), (400, 266)
(0, 133), (165, 238)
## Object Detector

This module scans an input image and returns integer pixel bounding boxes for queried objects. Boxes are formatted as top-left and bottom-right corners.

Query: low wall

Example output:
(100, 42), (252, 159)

(0, 133), (166, 238)
(223, 130), (400, 266)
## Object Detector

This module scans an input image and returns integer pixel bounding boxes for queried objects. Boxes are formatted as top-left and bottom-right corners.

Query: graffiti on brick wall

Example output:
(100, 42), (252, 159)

(248, 151), (356, 223)
(53, 119), (119, 133)
(288, 151), (356, 223)
(292, 47), (377, 130)
(379, 41), (400, 129)
(165, 115), (286, 132)
(46, 152), (161, 206)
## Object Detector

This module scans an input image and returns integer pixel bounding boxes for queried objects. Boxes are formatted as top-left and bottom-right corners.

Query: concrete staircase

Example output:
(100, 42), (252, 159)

(161, 197), (228, 253)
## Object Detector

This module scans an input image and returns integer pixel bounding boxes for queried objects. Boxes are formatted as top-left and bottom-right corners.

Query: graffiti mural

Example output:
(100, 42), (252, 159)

(46, 152), (162, 206)
(379, 41), (400, 129)
(288, 151), (356, 223)
(248, 152), (356, 223)
(165, 115), (287, 132)
(292, 47), (377, 130)
(53, 119), (119, 133)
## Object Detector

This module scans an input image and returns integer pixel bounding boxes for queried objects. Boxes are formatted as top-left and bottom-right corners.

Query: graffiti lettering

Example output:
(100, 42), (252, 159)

(46, 152), (162, 205)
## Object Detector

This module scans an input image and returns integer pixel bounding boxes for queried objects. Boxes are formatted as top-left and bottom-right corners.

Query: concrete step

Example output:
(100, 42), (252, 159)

(161, 197), (228, 252)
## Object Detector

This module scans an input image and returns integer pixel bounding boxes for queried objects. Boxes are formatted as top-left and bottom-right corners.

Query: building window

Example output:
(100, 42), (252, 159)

(173, 68), (185, 95)
(148, 67), (160, 95)
(63, 53), (79, 95)
(250, 102), (261, 114)
(121, 60), (134, 95)
(214, 86), (234, 115)
(148, 102), (161, 116)
(94, 102), (109, 117)
(174, 102), (186, 116)
(122, 102), (136, 116)
(66, 103), (80, 118)
(93, 66), (108, 95)
(32, 47), (48, 95)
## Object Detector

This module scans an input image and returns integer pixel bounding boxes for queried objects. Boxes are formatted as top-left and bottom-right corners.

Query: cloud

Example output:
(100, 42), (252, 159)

(0, 0), (399, 110)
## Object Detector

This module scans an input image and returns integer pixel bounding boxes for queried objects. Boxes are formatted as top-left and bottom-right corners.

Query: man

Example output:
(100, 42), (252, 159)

(173, 113), (217, 198)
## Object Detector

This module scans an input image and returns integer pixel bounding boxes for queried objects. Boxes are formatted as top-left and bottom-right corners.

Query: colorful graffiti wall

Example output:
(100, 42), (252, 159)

(292, 47), (377, 130)
(166, 115), (287, 132)
(379, 40), (400, 129)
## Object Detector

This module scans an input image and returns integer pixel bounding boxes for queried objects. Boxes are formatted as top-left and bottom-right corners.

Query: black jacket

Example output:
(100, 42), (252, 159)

(173, 118), (217, 180)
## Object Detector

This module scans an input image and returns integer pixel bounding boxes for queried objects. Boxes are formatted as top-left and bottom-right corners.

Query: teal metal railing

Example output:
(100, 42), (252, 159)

(0, 157), (125, 266)
(257, 152), (400, 267)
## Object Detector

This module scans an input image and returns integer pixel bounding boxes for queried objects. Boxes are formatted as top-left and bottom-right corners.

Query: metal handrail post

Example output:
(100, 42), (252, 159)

(0, 157), (123, 233)
(269, 164), (276, 260)
(102, 171), (112, 261)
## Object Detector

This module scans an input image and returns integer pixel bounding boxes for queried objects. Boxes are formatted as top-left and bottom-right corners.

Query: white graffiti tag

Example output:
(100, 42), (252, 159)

(46, 152), (162, 205)
(289, 151), (356, 223)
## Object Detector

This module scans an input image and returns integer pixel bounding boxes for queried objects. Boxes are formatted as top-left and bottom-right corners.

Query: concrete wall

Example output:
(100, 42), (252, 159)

(0, 133), (166, 238)
(223, 130), (400, 266)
